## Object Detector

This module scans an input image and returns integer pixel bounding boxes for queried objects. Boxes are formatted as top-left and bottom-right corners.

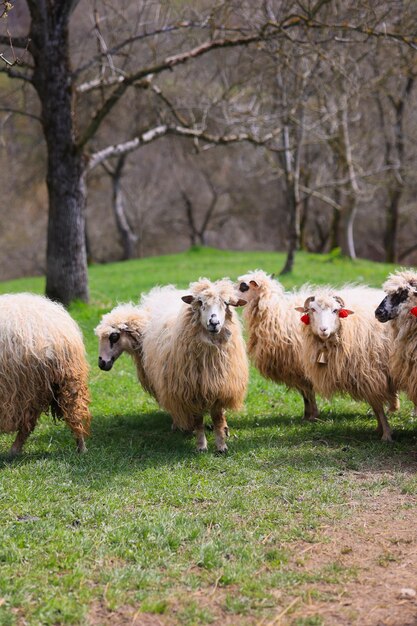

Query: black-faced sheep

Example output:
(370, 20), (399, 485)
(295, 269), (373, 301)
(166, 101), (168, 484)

(142, 278), (248, 452)
(236, 270), (319, 421)
(0, 293), (91, 454)
(296, 287), (397, 441)
(375, 269), (417, 410)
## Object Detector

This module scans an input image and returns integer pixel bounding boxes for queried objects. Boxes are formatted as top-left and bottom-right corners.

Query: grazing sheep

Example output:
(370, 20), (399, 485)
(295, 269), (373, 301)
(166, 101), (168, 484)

(375, 269), (417, 409)
(0, 293), (91, 455)
(296, 287), (397, 441)
(236, 270), (319, 421)
(142, 278), (248, 452)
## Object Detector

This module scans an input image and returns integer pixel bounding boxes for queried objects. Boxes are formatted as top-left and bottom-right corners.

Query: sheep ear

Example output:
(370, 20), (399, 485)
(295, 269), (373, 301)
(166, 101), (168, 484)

(249, 280), (259, 288)
(229, 298), (247, 307)
(295, 306), (305, 313)
(182, 295), (194, 305)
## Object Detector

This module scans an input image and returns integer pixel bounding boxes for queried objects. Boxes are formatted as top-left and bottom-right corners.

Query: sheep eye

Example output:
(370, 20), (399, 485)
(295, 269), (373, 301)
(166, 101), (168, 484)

(332, 309), (338, 314)
(109, 332), (120, 344)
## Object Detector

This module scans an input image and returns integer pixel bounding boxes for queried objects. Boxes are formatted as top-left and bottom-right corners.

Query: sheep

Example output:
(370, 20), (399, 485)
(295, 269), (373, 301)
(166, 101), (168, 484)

(95, 286), (186, 399)
(0, 293), (91, 455)
(375, 269), (417, 410)
(141, 278), (249, 452)
(95, 302), (154, 395)
(295, 287), (397, 441)
(236, 270), (319, 421)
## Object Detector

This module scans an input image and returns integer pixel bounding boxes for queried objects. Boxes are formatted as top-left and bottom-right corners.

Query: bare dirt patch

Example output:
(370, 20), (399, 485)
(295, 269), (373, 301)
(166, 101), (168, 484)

(87, 477), (417, 626)
(284, 481), (417, 626)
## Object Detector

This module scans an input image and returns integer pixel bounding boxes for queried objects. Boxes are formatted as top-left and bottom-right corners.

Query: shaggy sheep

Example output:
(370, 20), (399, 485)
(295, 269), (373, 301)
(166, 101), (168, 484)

(375, 269), (417, 409)
(141, 278), (248, 452)
(236, 270), (319, 421)
(0, 293), (91, 454)
(295, 287), (397, 441)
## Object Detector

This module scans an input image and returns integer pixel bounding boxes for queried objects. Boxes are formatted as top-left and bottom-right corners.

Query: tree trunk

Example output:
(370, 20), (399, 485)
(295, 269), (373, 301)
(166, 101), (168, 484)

(280, 111), (304, 275)
(338, 97), (359, 260)
(384, 188), (401, 263)
(280, 181), (301, 274)
(111, 155), (138, 260)
(337, 196), (357, 259)
(28, 1), (89, 304)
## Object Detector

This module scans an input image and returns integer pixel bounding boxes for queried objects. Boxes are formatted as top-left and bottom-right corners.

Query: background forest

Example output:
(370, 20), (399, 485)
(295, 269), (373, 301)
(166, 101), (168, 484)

(0, 1), (416, 285)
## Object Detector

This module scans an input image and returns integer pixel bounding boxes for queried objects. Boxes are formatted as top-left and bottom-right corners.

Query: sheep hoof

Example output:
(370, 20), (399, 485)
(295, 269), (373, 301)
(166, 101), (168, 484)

(381, 433), (393, 443)
(197, 446), (208, 453)
(304, 415), (318, 422)
(216, 445), (228, 454)
(77, 439), (87, 454)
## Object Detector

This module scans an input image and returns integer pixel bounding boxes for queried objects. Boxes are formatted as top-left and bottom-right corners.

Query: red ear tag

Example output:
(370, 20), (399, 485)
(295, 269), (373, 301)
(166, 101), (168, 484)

(410, 307), (417, 317)
(338, 309), (349, 318)
(300, 314), (310, 325)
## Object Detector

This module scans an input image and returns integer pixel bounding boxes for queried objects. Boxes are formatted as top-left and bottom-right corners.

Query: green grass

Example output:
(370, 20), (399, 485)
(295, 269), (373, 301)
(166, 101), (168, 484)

(0, 248), (416, 625)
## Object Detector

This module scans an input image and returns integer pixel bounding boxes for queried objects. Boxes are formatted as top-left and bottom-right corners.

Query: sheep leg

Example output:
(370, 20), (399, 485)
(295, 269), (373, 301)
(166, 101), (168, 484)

(206, 421), (229, 437)
(301, 388), (319, 422)
(9, 415), (37, 455)
(211, 406), (228, 453)
(194, 416), (207, 452)
(76, 436), (87, 454)
(388, 393), (400, 413)
(372, 404), (392, 442)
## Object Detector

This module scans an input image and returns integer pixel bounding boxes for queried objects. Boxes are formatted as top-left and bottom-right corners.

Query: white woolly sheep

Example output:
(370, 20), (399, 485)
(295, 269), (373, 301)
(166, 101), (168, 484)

(296, 287), (397, 441)
(236, 270), (319, 421)
(375, 269), (417, 410)
(0, 293), (91, 455)
(141, 278), (249, 452)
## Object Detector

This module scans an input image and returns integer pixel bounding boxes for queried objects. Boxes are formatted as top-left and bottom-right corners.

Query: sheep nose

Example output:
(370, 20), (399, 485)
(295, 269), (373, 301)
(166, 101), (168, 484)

(98, 356), (113, 371)
(320, 327), (328, 333)
(208, 315), (220, 332)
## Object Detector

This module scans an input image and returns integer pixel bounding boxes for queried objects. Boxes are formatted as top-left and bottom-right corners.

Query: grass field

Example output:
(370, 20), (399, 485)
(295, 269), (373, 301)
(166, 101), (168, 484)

(0, 248), (416, 626)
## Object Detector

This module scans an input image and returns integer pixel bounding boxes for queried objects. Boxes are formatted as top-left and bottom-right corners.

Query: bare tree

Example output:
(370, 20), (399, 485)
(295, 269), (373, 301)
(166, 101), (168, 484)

(102, 155), (138, 260)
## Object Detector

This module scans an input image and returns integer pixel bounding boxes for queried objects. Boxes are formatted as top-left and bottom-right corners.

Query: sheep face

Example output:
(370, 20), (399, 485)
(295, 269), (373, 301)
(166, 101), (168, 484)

(182, 280), (246, 339)
(375, 271), (417, 323)
(296, 295), (354, 340)
(375, 289), (411, 323)
(97, 327), (134, 371)
(236, 278), (258, 303)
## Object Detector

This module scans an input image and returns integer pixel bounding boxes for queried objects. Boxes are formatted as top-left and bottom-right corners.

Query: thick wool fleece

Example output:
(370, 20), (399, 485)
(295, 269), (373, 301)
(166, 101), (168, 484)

(0, 293), (90, 442)
(299, 287), (396, 409)
(142, 279), (248, 430)
(383, 270), (417, 405)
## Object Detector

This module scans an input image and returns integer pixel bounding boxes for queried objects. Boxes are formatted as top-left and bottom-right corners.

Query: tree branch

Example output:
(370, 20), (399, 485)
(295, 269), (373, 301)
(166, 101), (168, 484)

(76, 17), (311, 152)
(87, 124), (281, 172)
(0, 106), (40, 122)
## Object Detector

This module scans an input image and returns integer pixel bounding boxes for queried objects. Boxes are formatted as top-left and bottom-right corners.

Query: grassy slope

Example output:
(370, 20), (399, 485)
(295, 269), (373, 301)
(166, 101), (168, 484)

(0, 248), (416, 626)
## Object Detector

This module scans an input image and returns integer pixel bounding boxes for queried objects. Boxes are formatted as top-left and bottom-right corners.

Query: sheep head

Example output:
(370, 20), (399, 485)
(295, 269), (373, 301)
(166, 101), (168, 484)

(95, 305), (148, 371)
(295, 293), (354, 340)
(182, 278), (246, 339)
(235, 270), (283, 304)
(375, 270), (417, 323)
